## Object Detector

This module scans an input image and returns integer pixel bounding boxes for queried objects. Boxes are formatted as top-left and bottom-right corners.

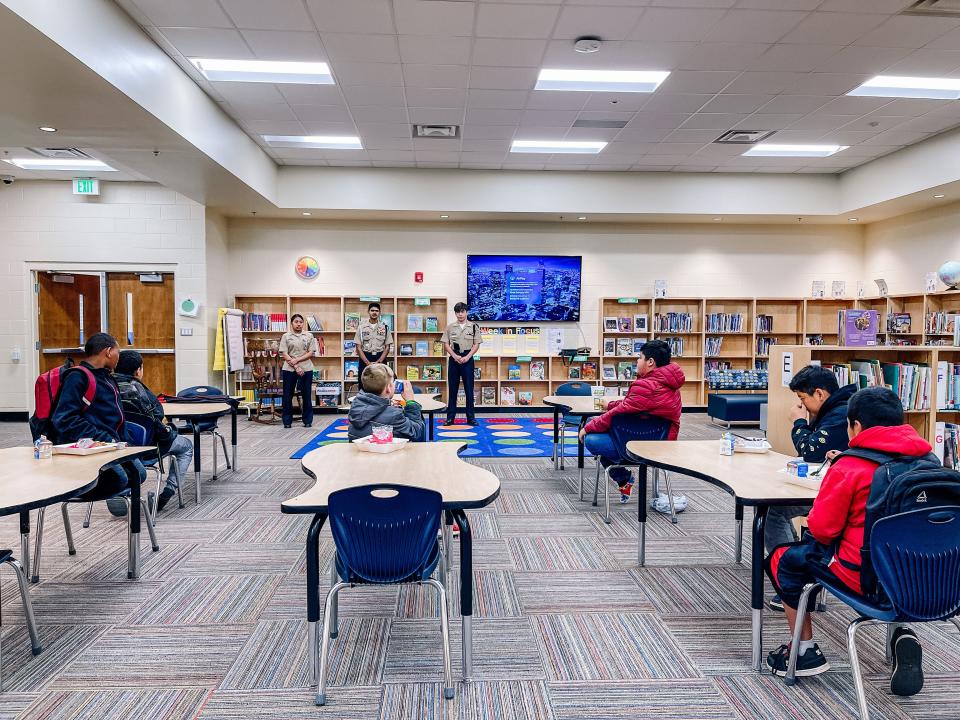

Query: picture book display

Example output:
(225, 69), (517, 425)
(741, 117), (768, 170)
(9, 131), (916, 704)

(617, 316), (633, 332)
(343, 340), (357, 356)
(582, 361), (597, 380)
(837, 309), (879, 346)
(507, 363), (521, 380)
(315, 381), (341, 408)
(517, 391), (534, 406)
(530, 360), (545, 380)
(568, 366), (581, 379)
(407, 315), (423, 331)
(344, 360), (359, 380)
(602, 365), (616, 380)
(603, 338), (615, 355)
(422, 364), (442, 380)
(887, 313), (911, 334)
(482, 386), (497, 405)
(399, 343), (413, 356)
(634, 314), (649, 332)
(406, 366), (420, 380)
(500, 386), (516, 405)
(242, 313), (288, 332)
(603, 317), (618, 332)
(305, 315), (323, 332)
(474, 367), (482, 380)
(425, 316), (438, 332)
(433, 340), (444, 356)
(415, 340), (429, 356)
(345, 313), (360, 331)
(616, 338), (632, 356)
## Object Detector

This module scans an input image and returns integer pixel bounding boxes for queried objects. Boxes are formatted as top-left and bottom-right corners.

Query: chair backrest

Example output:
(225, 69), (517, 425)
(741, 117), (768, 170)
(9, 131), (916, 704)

(178, 385), (225, 398)
(125, 420), (152, 446)
(328, 484), (442, 584)
(608, 413), (672, 455)
(413, 385), (423, 394)
(555, 382), (592, 397)
(871, 506), (960, 622)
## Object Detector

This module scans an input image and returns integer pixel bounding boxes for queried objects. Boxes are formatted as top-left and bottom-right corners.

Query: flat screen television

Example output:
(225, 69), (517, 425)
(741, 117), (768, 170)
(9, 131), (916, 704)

(466, 255), (582, 322)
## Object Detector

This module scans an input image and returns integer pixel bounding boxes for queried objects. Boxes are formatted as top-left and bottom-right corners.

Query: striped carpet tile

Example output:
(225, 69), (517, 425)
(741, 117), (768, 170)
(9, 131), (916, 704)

(19, 688), (209, 720)
(603, 536), (731, 568)
(464, 512), (500, 540)
(213, 516), (311, 544)
(583, 509), (686, 540)
(196, 687), (383, 719)
(548, 679), (738, 720)
(0, 625), (108, 693)
(514, 571), (653, 615)
(315, 583), (401, 619)
(203, 483), (274, 497)
(163, 496), (252, 521)
(681, 490), (737, 514)
(458, 680), (555, 720)
(128, 574), (282, 626)
(219, 619), (310, 690)
(170, 544), (304, 576)
(49, 625), (251, 690)
(1, 582), (162, 626)
(498, 514), (599, 537)
(468, 540), (515, 570)
(655, 512), (741, 536)
(136, 519), (233, 545)
(395, 570), (522, 619)
(309, 617), (390, 687)
(508, 537), (621, 572)
(0, 693), (37, 720)
(701, 535), (752, 568)
(531, 613), (700, 681)
(661, 615), (757, 675)
(54, 544), (199, 582)
(629, 567), (753, 614)
(377, 683), (445, 720)
(288, 541), (336, 577)
(494, 492), (579, 515)
(885, 675), (960, 720)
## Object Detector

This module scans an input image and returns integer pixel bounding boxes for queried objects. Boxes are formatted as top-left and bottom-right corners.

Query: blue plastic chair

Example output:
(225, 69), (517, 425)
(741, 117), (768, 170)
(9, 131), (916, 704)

(553, 381), (593, 471)
(316, 484), (452, 706)
(589, 413), (674, 525)
(785, 506), (960, 719)
(177, 385), (231, 478)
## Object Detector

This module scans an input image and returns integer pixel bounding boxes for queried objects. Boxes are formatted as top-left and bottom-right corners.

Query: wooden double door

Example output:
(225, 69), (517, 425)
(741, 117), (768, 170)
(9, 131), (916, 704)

(37, 272), (176, 395)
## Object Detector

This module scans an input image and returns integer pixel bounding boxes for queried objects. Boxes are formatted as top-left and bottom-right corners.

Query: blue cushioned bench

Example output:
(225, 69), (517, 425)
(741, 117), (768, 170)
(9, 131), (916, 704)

(707, 393), (767, 427)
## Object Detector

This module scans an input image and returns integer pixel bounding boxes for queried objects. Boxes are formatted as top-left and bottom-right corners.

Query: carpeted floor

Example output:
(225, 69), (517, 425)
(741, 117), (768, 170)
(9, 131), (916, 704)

(0, 413), (957, 719)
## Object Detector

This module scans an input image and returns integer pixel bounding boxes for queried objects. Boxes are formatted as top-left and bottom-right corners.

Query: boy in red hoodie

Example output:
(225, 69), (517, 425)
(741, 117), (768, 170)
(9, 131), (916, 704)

(765, 387), (926, 695)
(579, 340), (685, 502)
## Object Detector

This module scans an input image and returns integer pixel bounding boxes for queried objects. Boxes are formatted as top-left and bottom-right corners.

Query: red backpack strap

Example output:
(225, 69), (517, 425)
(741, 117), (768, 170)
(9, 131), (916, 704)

(70, 365), (98, 410)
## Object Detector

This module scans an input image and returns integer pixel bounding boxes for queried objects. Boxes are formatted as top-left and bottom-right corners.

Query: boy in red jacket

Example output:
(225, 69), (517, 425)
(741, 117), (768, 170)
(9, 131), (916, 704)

(765, 387), (926, 695)
(579, 340), (685, 502)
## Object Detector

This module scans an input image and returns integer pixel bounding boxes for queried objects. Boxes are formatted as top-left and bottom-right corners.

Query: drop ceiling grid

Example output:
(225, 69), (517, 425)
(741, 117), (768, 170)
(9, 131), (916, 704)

(113, 0), (960, 173)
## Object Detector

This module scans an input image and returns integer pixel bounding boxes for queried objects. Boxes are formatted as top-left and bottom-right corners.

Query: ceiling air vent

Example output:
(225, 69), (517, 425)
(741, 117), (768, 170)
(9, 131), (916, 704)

(902, 0), (960, 17)
(24, 147), (93, 159)
(572, 119), (628, 129)
(413, 124), (460, 139)
(713, 129), (776, 144)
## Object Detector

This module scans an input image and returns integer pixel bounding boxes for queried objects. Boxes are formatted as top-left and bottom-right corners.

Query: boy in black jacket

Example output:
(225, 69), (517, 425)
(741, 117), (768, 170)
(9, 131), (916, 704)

(50, 333), (146, 517)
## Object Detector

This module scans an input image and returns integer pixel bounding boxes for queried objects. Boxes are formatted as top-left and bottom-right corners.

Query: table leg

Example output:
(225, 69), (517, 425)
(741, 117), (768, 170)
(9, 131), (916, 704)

(306, 513), (328, 685)
(637, 464), (648, 566)
(734, 502), (744, 564)
(552, 407), (559, 470)
(193, 422), (202, 505)
(751, 504), (768, 671)
(19, 511), (30, 580)
(231, 406), (239, 472)
(428, 412), (435, 441)
(577, 417), (586, 495)
(128, 466), (142, 580)
(452, 509), (473, 681)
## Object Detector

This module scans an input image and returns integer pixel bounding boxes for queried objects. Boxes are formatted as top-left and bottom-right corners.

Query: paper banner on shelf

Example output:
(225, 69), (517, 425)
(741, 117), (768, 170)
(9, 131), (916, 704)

(522, 327), (541, 354)
(548, 328), (564, 355)
(831, 280), (845, 298)
(502, 335), (519, 355)
(478, 326), (498, 356)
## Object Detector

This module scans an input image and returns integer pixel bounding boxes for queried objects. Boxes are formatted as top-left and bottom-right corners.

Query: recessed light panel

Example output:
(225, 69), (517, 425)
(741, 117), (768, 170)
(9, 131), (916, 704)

(848, 75), (960, 100)
(536, 69), (669, 93)
(2, 157), (116, 171)
(192, 59), (334, 85)
(263, 135), (363, 149)
(511, 140), (607, 154)
(742, 144), (847, 158)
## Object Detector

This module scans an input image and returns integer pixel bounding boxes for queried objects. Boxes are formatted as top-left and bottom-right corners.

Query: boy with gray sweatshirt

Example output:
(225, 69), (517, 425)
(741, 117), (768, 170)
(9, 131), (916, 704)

(347, 363), (425, 442)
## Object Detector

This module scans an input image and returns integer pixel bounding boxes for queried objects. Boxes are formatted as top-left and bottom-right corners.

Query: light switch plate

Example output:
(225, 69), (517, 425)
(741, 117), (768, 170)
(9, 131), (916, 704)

(180, 327), (193, 336)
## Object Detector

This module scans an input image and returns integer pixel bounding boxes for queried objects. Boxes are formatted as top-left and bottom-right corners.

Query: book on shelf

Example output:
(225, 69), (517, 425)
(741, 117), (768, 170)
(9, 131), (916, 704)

(305, 314), (323, 332)
(937, 361), (960, 410)
(806, 334), (824, 346)
(315, 381), (341, 408)
(602, 365), (616, 380)
(616, 338), (633, 356)
(415, 340), (429, 356)
(344, 360), (359, 380)
(407, 315), (424, 331)
(617, 361), (636, 380)
(381, 313), (394, 331)
(887, 313), (911, 334)
(530, 360), (545, 380)
(705, 313), (744, 333)
(634, 314), (648, 332)
(755, 359), (769, 371)
(837, 309), (879, 346)
(633, 339), (645, 356)
(473, 388), (481, 407)
(757, 336), (777, 356)
(507, 363), (521, 380)
(654, 312), (693, 333)
(755, 315), (774, 333)
(603, 338), (615, 355)
(433, 340), (444, 356)
(457, 388), (466, 405)
(474, 367), (482, 380)
(482, 386), (497, 405)
(406, 365), (420, 380)
(662, 337), (684, 357)
(704, 360), (733, 372)
(345, 313), (360, 331)
(422, 364), (442, 381)
(582, 361), (597, 380)
(603, 317), (618, 332)
(617, 316), (633, 332)
(425, 316), (439, 332)
(242, 312), (288, 332)
(704, 336), (724, 357)
(500, 386), (516, 406)
(316, 335), (326, 357)
(936, 421), (960, 468)
(424, 385), (441, 396)
(399, 343), (413, 356)
(517, 391), (534, 406)
(568, 366), (581, 379)
(343, 340), (357, 356)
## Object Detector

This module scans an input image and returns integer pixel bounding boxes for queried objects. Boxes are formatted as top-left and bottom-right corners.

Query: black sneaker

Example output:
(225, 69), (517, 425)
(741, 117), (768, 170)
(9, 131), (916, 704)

(105, 497), (128, 517)
(767, 642), (830, 677)
(890, 627), (924, 697)
(767, 595), (785, 612)
(156, 486), (177, 513)
(283, 424), (292, 429)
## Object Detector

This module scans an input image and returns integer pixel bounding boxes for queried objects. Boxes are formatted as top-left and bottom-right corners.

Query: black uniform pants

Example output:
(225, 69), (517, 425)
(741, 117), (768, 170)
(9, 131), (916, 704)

(446, 351), (475, 424)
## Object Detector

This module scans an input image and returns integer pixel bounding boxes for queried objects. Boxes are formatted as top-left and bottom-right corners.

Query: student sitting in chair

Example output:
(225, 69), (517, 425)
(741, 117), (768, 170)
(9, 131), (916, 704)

(347, 363), (425, 442)
(579, 339), (684, 503)
(765, 386), (925, 694)
(114, 350), (193, 513)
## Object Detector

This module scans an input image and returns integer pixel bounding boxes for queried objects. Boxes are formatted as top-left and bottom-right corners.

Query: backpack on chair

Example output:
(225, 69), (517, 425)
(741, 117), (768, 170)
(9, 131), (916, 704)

(28, 361), (97, 442)
(839, 447), (960, 600)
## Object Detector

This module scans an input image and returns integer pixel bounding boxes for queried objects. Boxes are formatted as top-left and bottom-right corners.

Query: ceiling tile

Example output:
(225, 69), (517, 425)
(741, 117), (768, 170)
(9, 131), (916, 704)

(475, 4), (561, 39)
(335, 62), (405, 86)
(276, 84), (342, 105)
(241, 120), (307, 135)
(402, 64), (469, 88)
(680, 113), (749, 129)
(736, 113), (804, 129)
(526, 90), (589, 110)
(698, 94), (772, 114)
(514, 126), (568, 139)
(130, 0), (232, 28)
(362, 135), (415, 149)
(819, 130), (885, 145)
(211, 81), (285, 105)
(224, 102), (298, 122)
(305, 0), (395, 34)
(359, 125), (411, 140)
(723, 72), (807, 94)
(780, 12), (888, 46)
(677, 43), (772, 71)
(615, 128), (672, 142)
(519, 109), (581, 126)
(748, 43), (845, 73)
(735, 0), (821, 8)
(472, 38), (547, 67)
(291, 105), (354, 123)
(757, 95), (832, 114)
(350, 106), (409, 124)
(625, 112), (693, 129)
(883, 48), (960, 75)
(664, 128), (726, 142)
(461, 125), (518, 140)
(816, 0), (909, 12)
(398, 36), (472, 65)
(407, 107), (465, 124)
(839, 114), (909, 132)
(812, 45), (912, 74)
(862, 129), (933, 145)
(406, 88), (468, 107)
(551, 5), (645, 41)
(466, 89), (531, 109)
(468, 66), (539, 90)
(415, 150), (464, 162)
(894, 115), (960, 134)
(628, 8), (725, 42)
(790, 73), (868, 96)
(563, 126), (622, 140)
(466, 107), (525, 125)
(787, 113), (859, 131)
(927, 26), (960, 50)
(703, 10), (808, 44)
(299, 121), (359, 135)
(394, 0), (475, 36)
(816, 96), (894, 115)
(341, 85), (406, 106)
(580, 93), (651, 112)
(460, 139), (511, 152)
(640, 94), (711, 114)
(615, 41), (698, 70)
(540, 40), (627, 69)
(322, 34), (401, 64)
(240, 30), (326, 61)
(219, 0), (313, 31)
(158, 28), (252, 58)
(855, 15), (960, 49)
(659, 70), (739, 95)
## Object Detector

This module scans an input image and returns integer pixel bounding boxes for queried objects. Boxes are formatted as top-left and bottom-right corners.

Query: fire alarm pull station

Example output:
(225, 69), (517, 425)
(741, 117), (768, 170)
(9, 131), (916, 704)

(414, 272), (423, 283)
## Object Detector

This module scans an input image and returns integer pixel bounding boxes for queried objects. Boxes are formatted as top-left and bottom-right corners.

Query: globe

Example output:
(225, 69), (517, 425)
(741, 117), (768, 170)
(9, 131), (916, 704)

(938, 260), (960, 289)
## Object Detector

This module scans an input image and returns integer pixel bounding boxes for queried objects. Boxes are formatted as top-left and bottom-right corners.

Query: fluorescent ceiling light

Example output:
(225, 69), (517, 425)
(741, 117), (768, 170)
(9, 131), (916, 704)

(742, 143), (847, 158)
(38, 126), (57, 133)
(2, 157), (116, 172)
(536, 68), (669, 93)
(191, 58), (334, 85)
(263, 135), (363, 149)
(511, 140), (607, 154)
(848, 75), (960, 100)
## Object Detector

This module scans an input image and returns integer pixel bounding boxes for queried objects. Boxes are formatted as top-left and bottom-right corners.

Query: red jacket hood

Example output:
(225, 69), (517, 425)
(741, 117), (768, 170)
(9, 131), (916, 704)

(648, 363), (685, 389)
(848, 423), (932, 457)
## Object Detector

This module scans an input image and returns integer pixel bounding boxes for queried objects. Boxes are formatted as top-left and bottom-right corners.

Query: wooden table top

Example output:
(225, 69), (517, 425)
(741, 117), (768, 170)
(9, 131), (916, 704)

(0, 445), (154, 515)
(162, 402), (233, 418)
(625, 440), (818, 506)
(283, 442), (501, 514)
(543, 395), (604, 415)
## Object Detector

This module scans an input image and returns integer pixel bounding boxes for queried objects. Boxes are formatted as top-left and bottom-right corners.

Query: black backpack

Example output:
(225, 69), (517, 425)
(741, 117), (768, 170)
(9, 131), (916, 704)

(839, 447), (960, 599)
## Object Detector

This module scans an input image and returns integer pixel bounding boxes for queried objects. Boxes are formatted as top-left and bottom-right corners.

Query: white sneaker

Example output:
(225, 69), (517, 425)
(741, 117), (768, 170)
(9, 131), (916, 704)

(650, 492), (688, 514)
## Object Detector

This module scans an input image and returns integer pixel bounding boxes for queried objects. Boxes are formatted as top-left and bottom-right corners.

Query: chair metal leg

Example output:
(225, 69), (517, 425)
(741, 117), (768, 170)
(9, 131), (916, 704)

(140, 499), (160, 552)
(328, 554), (339, 639)
(5, 558), (42, 656)
(558, 420), (565, 471)
(443, 513), (453, 581)
(603, 466), (615, 524)
(785, 582), (820, 686)
(309, 619), (319, 685)
(152, 467), (164, 524)
(734, 516), (743, 565)
(949, 616), (960, 635)
(125, 497), (140, 580)
(425, 578), (454, 700)
(61, 503), (76, 556)
(217, 431), (232, 470)
(847, 618), (880, 720)
(31, 508), (45, 584)
(316, 582), (348, 706)
(211, 433), (218, 481)
(661, 470), (678, 524)
(82, 502), (94, 529)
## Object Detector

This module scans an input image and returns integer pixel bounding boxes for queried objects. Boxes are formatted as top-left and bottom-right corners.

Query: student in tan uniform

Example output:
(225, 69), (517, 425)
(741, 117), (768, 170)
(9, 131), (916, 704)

(355, 302), (391, 376)
(442, 302), (482, 425)
(280, 313), (318, 429)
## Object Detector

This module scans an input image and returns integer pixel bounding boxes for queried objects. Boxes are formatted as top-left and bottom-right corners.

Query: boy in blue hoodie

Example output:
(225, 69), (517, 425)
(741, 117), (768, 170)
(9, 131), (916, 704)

(348, 363), (425, 442)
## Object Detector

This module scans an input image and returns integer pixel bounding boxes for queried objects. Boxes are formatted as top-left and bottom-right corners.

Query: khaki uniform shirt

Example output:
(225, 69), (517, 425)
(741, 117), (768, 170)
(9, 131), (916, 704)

(441, 321), (482, 355)
(354, 319), (390, 358)
(280, 331), (318, 372)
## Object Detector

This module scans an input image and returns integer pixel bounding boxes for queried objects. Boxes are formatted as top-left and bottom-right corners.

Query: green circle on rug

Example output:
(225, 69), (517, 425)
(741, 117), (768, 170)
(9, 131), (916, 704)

(317, 439), (348, 446)
(562, 437), (580, 444)
(439, 438), (478, 445)
(494, 438), (536, 445)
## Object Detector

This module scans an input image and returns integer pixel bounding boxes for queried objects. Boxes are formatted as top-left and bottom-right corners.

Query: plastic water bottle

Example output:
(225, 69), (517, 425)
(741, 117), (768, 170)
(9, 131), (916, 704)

(719, 432), (735, 456)
(34, 436), (53, 460)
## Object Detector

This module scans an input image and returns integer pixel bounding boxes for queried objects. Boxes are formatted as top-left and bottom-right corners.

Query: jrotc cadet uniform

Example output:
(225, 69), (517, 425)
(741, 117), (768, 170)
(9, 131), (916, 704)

(355, 318), (390, 378)
(442, 320), (481, 424)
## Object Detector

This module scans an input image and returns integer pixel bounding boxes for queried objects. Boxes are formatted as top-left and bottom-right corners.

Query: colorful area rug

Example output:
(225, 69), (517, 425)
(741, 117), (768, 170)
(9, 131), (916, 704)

(291, 417), (591, 459)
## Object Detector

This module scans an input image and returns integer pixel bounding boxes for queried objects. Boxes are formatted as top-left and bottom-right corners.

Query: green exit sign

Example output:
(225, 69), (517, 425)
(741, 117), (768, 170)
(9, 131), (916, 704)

(72, 178), (99, 196)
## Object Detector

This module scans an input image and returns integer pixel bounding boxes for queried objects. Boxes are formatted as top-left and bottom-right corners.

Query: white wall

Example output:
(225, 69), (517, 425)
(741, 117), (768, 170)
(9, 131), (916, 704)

(204, 208), (230, 382)
(0, 181), (213, 412)
(228, 217), (865, 348)
(864, 201), (960, 294)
